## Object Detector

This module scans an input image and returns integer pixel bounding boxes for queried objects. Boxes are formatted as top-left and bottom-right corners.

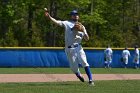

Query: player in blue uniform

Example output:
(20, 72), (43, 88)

(122, 47), (131, 68)
(133, 45), (139, 69)
(104, 45), (113, 68)
(44, 9), (94, 86)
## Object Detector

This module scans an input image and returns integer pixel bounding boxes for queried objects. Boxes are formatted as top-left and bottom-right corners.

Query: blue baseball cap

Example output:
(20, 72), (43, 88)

(70, 10), (78, 15)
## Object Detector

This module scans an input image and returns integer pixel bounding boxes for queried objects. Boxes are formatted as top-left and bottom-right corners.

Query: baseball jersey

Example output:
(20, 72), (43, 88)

(134, 48), (139, 59)
(122, 50), (130, 58)
(56, 20), (87, 47)
(104, 48), (113, 58)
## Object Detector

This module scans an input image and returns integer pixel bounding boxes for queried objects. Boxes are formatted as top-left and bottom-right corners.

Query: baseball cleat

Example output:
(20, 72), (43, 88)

(89, 81), (95, 86)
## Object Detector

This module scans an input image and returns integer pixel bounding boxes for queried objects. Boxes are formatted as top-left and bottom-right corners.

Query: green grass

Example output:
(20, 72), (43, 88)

(0, 68), (139, 93)
(0, 68), (139, 74)
(0, 80), (140, 93)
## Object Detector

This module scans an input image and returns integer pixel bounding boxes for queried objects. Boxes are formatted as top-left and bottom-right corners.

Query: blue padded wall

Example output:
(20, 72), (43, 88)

(0, 48), (138, 68)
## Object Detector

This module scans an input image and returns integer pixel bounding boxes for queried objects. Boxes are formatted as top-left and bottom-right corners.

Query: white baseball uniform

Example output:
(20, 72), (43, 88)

(56, 20), (89, 73)
(104, 48), (113, 64)
(122, 50), (130, 64)
(133, 48), (139, 64)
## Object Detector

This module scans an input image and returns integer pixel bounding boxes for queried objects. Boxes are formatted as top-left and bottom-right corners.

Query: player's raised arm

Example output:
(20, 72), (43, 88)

(44, 8), (63, 27)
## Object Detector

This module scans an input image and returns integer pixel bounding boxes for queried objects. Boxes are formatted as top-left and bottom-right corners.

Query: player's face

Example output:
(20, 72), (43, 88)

(71, 15), (79, 21)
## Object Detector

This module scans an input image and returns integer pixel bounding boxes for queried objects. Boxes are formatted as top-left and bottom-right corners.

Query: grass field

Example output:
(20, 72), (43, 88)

(0, 80), (140, 93)
(0, 68), (139, 74)
(0, 68), (139, 93)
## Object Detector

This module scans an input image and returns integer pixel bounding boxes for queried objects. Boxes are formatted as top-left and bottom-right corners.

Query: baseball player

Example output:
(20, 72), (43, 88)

(44, 9), (94, 86)
(133, 45), (139, 69)
(104, 45), (113, 68)
(121, 47), (131, 68)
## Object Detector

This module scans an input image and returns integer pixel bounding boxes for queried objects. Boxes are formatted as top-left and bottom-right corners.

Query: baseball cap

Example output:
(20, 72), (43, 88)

(135, 45), (138, 48)
(70, 10), (78, 16)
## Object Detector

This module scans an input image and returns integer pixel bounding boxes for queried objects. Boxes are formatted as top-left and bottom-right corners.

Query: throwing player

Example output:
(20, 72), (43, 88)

(121, 47), (131, 68)
(133, 45), (139, 69)
(44, 9), (94, 86)
(104, 45), (113, 68)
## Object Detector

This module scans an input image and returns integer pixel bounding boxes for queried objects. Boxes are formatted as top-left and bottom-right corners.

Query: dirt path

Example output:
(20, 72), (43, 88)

(0, 74), (140, 83)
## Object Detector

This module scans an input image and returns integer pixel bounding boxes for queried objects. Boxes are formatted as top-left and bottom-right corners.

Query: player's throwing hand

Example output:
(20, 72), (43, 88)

(44, 8), (50, 17)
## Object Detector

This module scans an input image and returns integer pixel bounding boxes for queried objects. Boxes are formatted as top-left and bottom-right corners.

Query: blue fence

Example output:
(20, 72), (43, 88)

(0, 47), (138, 68)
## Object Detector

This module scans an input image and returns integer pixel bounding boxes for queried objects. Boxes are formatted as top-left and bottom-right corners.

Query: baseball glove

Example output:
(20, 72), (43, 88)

(73, 22), (84, 32)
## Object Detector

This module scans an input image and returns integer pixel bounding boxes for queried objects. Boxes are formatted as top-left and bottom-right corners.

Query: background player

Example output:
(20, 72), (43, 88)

(104, 45), (113, 68)
(44, 9), (94, 86)
(133, 45), (139, 69)
(121, 47), (131, 68)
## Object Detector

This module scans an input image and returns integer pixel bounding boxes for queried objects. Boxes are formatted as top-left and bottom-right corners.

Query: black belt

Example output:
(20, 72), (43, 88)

(68, 43), (81, 48)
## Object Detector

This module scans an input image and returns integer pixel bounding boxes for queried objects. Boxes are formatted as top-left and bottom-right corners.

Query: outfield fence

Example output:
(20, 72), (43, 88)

(0, 47), (138, 68)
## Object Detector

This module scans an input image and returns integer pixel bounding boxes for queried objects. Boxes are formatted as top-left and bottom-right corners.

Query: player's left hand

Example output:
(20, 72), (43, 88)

(73, 22), (84, 32)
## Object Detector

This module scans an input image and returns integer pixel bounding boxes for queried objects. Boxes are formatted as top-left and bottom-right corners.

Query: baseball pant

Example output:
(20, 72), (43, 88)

(65, 45), (89, 73)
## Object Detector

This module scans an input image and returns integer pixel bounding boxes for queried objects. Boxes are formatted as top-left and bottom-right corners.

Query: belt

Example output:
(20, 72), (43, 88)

(68, 43), (81, 48)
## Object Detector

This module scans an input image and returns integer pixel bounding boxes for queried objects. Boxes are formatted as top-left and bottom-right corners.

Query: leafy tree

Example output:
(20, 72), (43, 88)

(0, 0), (140, 47)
